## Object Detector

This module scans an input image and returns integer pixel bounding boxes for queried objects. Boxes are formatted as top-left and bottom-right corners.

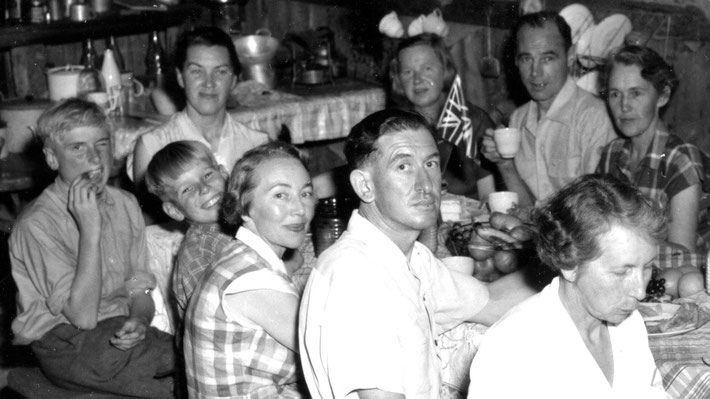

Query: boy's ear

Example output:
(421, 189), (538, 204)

(350, 168), (375, 203)
(163, 202), (185, 222)
(43, 147), (59, 171)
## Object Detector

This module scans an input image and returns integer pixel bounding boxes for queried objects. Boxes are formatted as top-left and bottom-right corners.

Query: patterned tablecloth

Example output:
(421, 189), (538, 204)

(230, 79), (386, 144)
(649, 319), (710, 399)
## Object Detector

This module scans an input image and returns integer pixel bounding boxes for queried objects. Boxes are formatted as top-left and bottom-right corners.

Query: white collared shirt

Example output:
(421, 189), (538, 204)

(468, 277), (667, 399)
(299, 211), (489, 399)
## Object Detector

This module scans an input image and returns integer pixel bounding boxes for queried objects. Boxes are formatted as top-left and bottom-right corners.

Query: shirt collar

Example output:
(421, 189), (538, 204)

(347, 210), (430, 265)
(50, 175), (115, 206)
(235, 226), (288, 275)
(642, 123), (670, 171)
(525, 76), (578, 129)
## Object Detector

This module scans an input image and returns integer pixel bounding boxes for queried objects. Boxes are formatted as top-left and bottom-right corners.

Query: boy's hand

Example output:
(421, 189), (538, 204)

(110, 317), (148, 350)
(68, 173), (102, 236)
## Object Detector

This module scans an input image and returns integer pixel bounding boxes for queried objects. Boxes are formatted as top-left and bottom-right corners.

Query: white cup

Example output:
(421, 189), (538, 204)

(442, 256), (475, 276)
(84, 91), (117, 114)
(494, 127), (522, 158)
(488, 191), (519, 214)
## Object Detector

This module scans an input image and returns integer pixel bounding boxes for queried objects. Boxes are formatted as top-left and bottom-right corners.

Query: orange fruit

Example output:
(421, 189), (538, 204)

(658, 268), (683, 299)
(678, 265), (701, 275)
(678, 271), (705, 298)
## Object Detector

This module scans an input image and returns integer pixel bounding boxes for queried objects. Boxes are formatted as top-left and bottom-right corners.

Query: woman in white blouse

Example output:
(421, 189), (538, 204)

(183, 142), (316, 398)
(468, 174), (668, 399)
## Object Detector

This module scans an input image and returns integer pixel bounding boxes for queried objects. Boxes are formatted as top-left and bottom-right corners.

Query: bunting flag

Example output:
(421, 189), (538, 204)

(436, 74), (476, 159)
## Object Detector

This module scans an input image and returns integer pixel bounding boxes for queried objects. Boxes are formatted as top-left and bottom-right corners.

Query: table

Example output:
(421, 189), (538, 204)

(650, 319), (710, 398)
(230, 79), (386, 144)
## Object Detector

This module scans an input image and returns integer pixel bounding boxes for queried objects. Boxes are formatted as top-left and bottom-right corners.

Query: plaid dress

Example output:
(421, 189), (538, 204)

(183, 238), (302, 399)
(597, 125), (707, 268)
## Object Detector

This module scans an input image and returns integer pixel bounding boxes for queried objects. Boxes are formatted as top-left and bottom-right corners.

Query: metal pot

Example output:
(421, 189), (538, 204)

(300, 67), (326, 85)
(232, 29), (280, 88)
(232, 29), (280, 65)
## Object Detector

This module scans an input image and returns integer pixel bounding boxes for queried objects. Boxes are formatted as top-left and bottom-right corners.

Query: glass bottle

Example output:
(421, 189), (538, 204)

(312, 196), (350, 257)
(78, 38), (102, 95)
(105, 36), (125, 72)
(80, 38), (99, 69)
(145, 30), (165, 87)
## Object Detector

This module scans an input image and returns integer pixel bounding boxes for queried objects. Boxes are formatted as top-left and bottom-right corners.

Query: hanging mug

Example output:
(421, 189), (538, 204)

(84, 91), (118, 115)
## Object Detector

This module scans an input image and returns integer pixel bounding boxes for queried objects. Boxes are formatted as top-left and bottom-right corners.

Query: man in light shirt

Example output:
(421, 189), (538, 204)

(481, 11), (616, 206)
(298, 109), (535, 399)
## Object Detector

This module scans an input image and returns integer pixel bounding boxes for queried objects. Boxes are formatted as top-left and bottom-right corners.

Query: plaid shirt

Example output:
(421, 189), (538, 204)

(597, 125), (706, 269)
(173, 223), (233, 322)
(183, 231), (302, 399)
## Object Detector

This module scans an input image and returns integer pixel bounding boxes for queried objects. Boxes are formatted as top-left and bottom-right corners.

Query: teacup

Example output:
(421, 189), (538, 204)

(442, 256), (475, 276)
(84, 91), (117, 114)
(407, 15), (426, 37)
(423, 8), (449, 37)
(488, 191), (519, 214)
(378, 11), (404, 38)
(493, 127), (522, 159)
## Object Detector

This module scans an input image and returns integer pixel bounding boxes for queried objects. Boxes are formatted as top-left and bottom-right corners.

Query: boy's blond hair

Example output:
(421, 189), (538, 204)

(145, 140), (220, 202)
(35, 98), (111, 149)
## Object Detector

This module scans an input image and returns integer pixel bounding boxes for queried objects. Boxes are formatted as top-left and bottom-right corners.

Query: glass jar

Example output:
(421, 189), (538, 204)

(312, 196), (349, 257)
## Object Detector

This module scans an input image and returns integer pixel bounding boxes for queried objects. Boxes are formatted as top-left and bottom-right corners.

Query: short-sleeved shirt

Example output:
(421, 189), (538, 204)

(468, 277), (666, 398)
(183, 227), (302, 398)
(597, 125), (706, 268)
(510, 77), (616, 201)
(10, 178), (154, 345)
(127, 111), (269, 181)
(172, 222), (233, 321)
(299, 211), (490, 399)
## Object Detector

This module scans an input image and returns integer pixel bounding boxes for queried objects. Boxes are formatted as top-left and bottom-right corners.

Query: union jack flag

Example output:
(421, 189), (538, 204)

(436, 74), (476, 159)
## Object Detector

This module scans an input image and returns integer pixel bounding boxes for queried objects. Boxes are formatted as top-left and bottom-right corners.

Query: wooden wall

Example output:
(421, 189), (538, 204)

(243, 0), (710, 153)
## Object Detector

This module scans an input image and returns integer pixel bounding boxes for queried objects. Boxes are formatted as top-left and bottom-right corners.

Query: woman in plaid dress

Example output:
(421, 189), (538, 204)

(597, 45), (706, 268)
(183, 142), (316, 398)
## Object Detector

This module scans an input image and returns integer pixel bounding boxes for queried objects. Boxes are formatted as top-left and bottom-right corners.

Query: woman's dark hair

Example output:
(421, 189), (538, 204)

(221, 141), (309, 226)
(174, 26), (241, 76)
(602, 45), (679, 98)
(389, 33), (457, 107)
(533, 174), (667, 272)
(344, 108), (431, 171)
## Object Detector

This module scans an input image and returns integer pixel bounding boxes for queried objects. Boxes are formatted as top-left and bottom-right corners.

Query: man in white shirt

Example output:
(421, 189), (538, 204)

(298, 109), (536, 399)
(481, 11), (616, 206)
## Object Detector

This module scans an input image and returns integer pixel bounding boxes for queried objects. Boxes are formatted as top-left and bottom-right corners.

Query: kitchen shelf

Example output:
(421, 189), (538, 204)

(0, 4), (201, 50)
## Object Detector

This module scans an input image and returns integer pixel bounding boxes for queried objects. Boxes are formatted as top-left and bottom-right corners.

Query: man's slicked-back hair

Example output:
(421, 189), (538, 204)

(174, 26), (241, 76)
(345, 109), (432, 171)
(513, 11), (572, 54)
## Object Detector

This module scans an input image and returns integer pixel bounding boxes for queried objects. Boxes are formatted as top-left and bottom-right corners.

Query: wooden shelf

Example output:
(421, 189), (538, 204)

(0, 4), (201, 50)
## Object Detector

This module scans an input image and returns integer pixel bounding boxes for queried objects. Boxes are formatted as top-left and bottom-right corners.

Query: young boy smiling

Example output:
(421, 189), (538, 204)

(10, 99), (175, 397)
(145, 140), (233, 322)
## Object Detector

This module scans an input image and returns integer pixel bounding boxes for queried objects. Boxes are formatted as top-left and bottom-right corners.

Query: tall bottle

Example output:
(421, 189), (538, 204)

(79, 38), (102, 94)
(80, 38), (99, 70)
(105, 36), (125, 72)
(145, 30), (166, 87)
